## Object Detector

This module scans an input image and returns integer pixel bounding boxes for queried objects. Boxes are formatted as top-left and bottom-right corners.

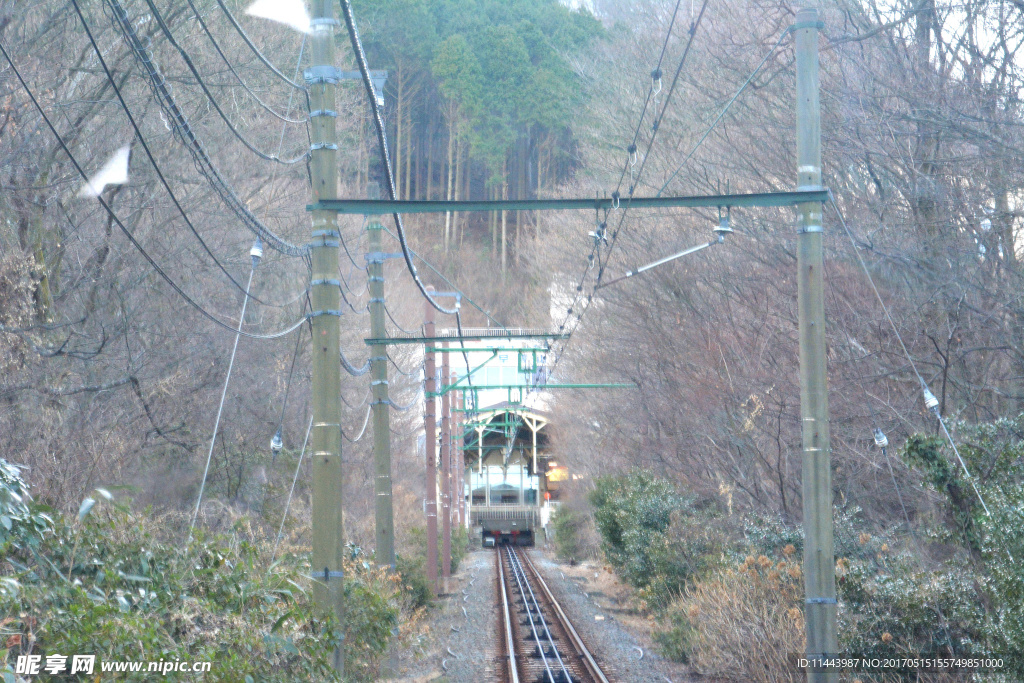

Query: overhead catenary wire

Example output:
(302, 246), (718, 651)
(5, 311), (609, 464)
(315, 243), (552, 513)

(0, 38), (309, 341)
(657, 27), (793, 196)
(539, 0), (711, 391)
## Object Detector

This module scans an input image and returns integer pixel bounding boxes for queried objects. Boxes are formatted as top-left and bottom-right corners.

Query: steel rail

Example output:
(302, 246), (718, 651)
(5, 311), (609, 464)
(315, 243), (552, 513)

(506, 547), (571, 682)
(522, 551), (611, 683)
(497, 549), (521, 683)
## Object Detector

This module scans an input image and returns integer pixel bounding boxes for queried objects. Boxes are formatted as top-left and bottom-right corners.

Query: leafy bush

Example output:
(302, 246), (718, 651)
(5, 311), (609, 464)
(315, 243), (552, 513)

(660, 553), (805, 682)
(589, 470), (729, 607)
(0, 490), (405, 681)
(0, 458), (52, 552)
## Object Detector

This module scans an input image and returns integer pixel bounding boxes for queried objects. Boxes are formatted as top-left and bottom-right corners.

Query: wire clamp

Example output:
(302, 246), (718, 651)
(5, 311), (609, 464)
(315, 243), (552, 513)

(308, 310), (342, 318)
(311, 278), (341, 287)
(371, 380), (389, 386)
(312, 568), (345, 582)
(369, 297), (385, 304)
(367, 276), (384, 283)
(310, 142), (339, 151)
(304, 66), (342, 84)
(611, 191), (620, 209)
(309, 109), (338, 118)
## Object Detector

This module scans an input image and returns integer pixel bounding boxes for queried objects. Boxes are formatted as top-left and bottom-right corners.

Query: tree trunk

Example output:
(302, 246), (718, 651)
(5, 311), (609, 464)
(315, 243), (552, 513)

(444, 118), (454, 252)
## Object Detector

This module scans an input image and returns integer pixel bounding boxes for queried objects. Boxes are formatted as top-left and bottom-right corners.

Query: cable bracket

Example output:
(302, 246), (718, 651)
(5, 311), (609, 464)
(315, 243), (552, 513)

(367, 276), (384, 283)
(310, 240), (340, 248)
(310, 17), (341, 27)
(309, 109), (338, 118)
(311, 278), (341, 287)
(312, 229), (341, 239)
(309, 310), (342, 318)
(310, 568), (345, 581)
(364, 252), (403, 263)
(805, 597), (837, 605)
(310, 142), (339, 151)
(371, 380), (389, 386)
(369, 297), (384, 304)
(304, 66), (342, 84)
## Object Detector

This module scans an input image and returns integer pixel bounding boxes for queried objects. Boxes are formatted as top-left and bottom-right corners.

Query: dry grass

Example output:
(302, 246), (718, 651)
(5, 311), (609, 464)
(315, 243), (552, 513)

(673, 554), (806, 683)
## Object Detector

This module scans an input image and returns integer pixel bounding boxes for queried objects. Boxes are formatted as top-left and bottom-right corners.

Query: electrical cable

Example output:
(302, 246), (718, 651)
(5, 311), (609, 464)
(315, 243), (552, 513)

(341, 405), (372, 442)
(538, 0), (711, 393)
(338, 0), (457, 316)
(69, 0), (306, 307)
(214, 0), (307, 91)
(379, 225), (506, 329)
(341, 346), (371, 376)
(384, 302), (417, 336)
(183, 0), (308, 124)
(143, 0), (310, 164)
(827, 190), (992, 517)
(271, 413), (313, 562)
(271, 311), (307, 450)
(102, 0), (308, 257)
(657, 28), (792, 196)
(190, 259), (257, 536)
(387, 352), (418, 376)
(0, 38), (310, 341)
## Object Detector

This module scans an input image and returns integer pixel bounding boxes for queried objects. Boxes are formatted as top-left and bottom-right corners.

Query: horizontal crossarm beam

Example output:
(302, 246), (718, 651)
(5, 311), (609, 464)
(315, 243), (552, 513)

(311, 190), (829, 215)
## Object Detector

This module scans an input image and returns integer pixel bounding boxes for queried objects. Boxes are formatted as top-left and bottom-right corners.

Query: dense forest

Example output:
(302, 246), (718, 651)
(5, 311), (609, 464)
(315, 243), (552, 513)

(3, 0), (1024, 680)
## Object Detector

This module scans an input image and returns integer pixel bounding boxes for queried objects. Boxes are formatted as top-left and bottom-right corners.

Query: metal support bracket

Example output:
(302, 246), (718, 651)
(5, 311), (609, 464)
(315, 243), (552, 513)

(309, 109), (338, 118)
(308, 310), (342, 318)
(304, 65), (342, 84)
(805, 597), (837, 604)
(311, 142), (339, 151)
(311, 278), (341, 287)
(364, 251), (403, 263)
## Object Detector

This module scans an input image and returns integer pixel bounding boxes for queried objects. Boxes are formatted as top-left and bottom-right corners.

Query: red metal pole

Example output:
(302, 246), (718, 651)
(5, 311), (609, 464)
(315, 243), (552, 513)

(423, 289), (438, 596)
(441, 343), (452, 588)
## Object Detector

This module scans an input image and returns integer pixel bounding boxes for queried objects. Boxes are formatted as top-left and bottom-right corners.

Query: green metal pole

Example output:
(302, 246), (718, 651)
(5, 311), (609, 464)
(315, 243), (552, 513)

(368, 214), (395, 570)
(423, 289), (439, 596)
(308, 0), (344, 674)
(795, 9), (837, 681)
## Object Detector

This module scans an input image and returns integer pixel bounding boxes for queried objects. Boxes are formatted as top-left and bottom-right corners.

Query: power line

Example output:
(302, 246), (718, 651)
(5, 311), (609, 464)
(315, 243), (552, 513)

(338, 0), (457, 317)
(0, 37), (309, 341)
(379, 225), (506, 329)
(214, 0), (307, 91)
(68, 0), (306, 308)
(183, 0), (308, 125)
(827, 190), (992, 517)
(143, 0), (310, 164)
(657, 28), (793, 196)
(541, 0), (711, 390)
(102, 0), (308, 258)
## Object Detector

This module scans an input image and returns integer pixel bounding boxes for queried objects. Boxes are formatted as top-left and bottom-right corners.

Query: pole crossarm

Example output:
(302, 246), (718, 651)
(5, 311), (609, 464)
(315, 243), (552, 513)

(311, 189), (829, 215)
(367, 332), (568, 345)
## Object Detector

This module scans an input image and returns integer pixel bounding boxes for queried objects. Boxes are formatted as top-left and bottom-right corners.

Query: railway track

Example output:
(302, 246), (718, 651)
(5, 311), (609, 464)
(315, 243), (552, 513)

(497, 546), (611, 683)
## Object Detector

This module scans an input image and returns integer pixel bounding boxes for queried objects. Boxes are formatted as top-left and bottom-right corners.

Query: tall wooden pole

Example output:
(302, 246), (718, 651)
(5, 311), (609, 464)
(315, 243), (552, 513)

(795, 9), (837, 681)
(423, 289), (439, 596)
(441, 344), (452, 589)
(308, 0), (344, 673)
(367, 209), (395, 570)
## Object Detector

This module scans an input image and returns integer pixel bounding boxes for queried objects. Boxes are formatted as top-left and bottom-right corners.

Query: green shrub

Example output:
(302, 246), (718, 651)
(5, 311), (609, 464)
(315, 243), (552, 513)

(551, 504), (588, 561)
(0, 493), (403, 681)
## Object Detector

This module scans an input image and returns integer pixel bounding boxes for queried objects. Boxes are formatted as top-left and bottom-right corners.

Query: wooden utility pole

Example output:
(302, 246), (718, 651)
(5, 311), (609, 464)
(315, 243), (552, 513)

(423, 290), (439, 596)
(308, 0), (344, 674)
(367, 199), (395, 570)
(795, 9), (836, 681)
(441, 344), (452, 590)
